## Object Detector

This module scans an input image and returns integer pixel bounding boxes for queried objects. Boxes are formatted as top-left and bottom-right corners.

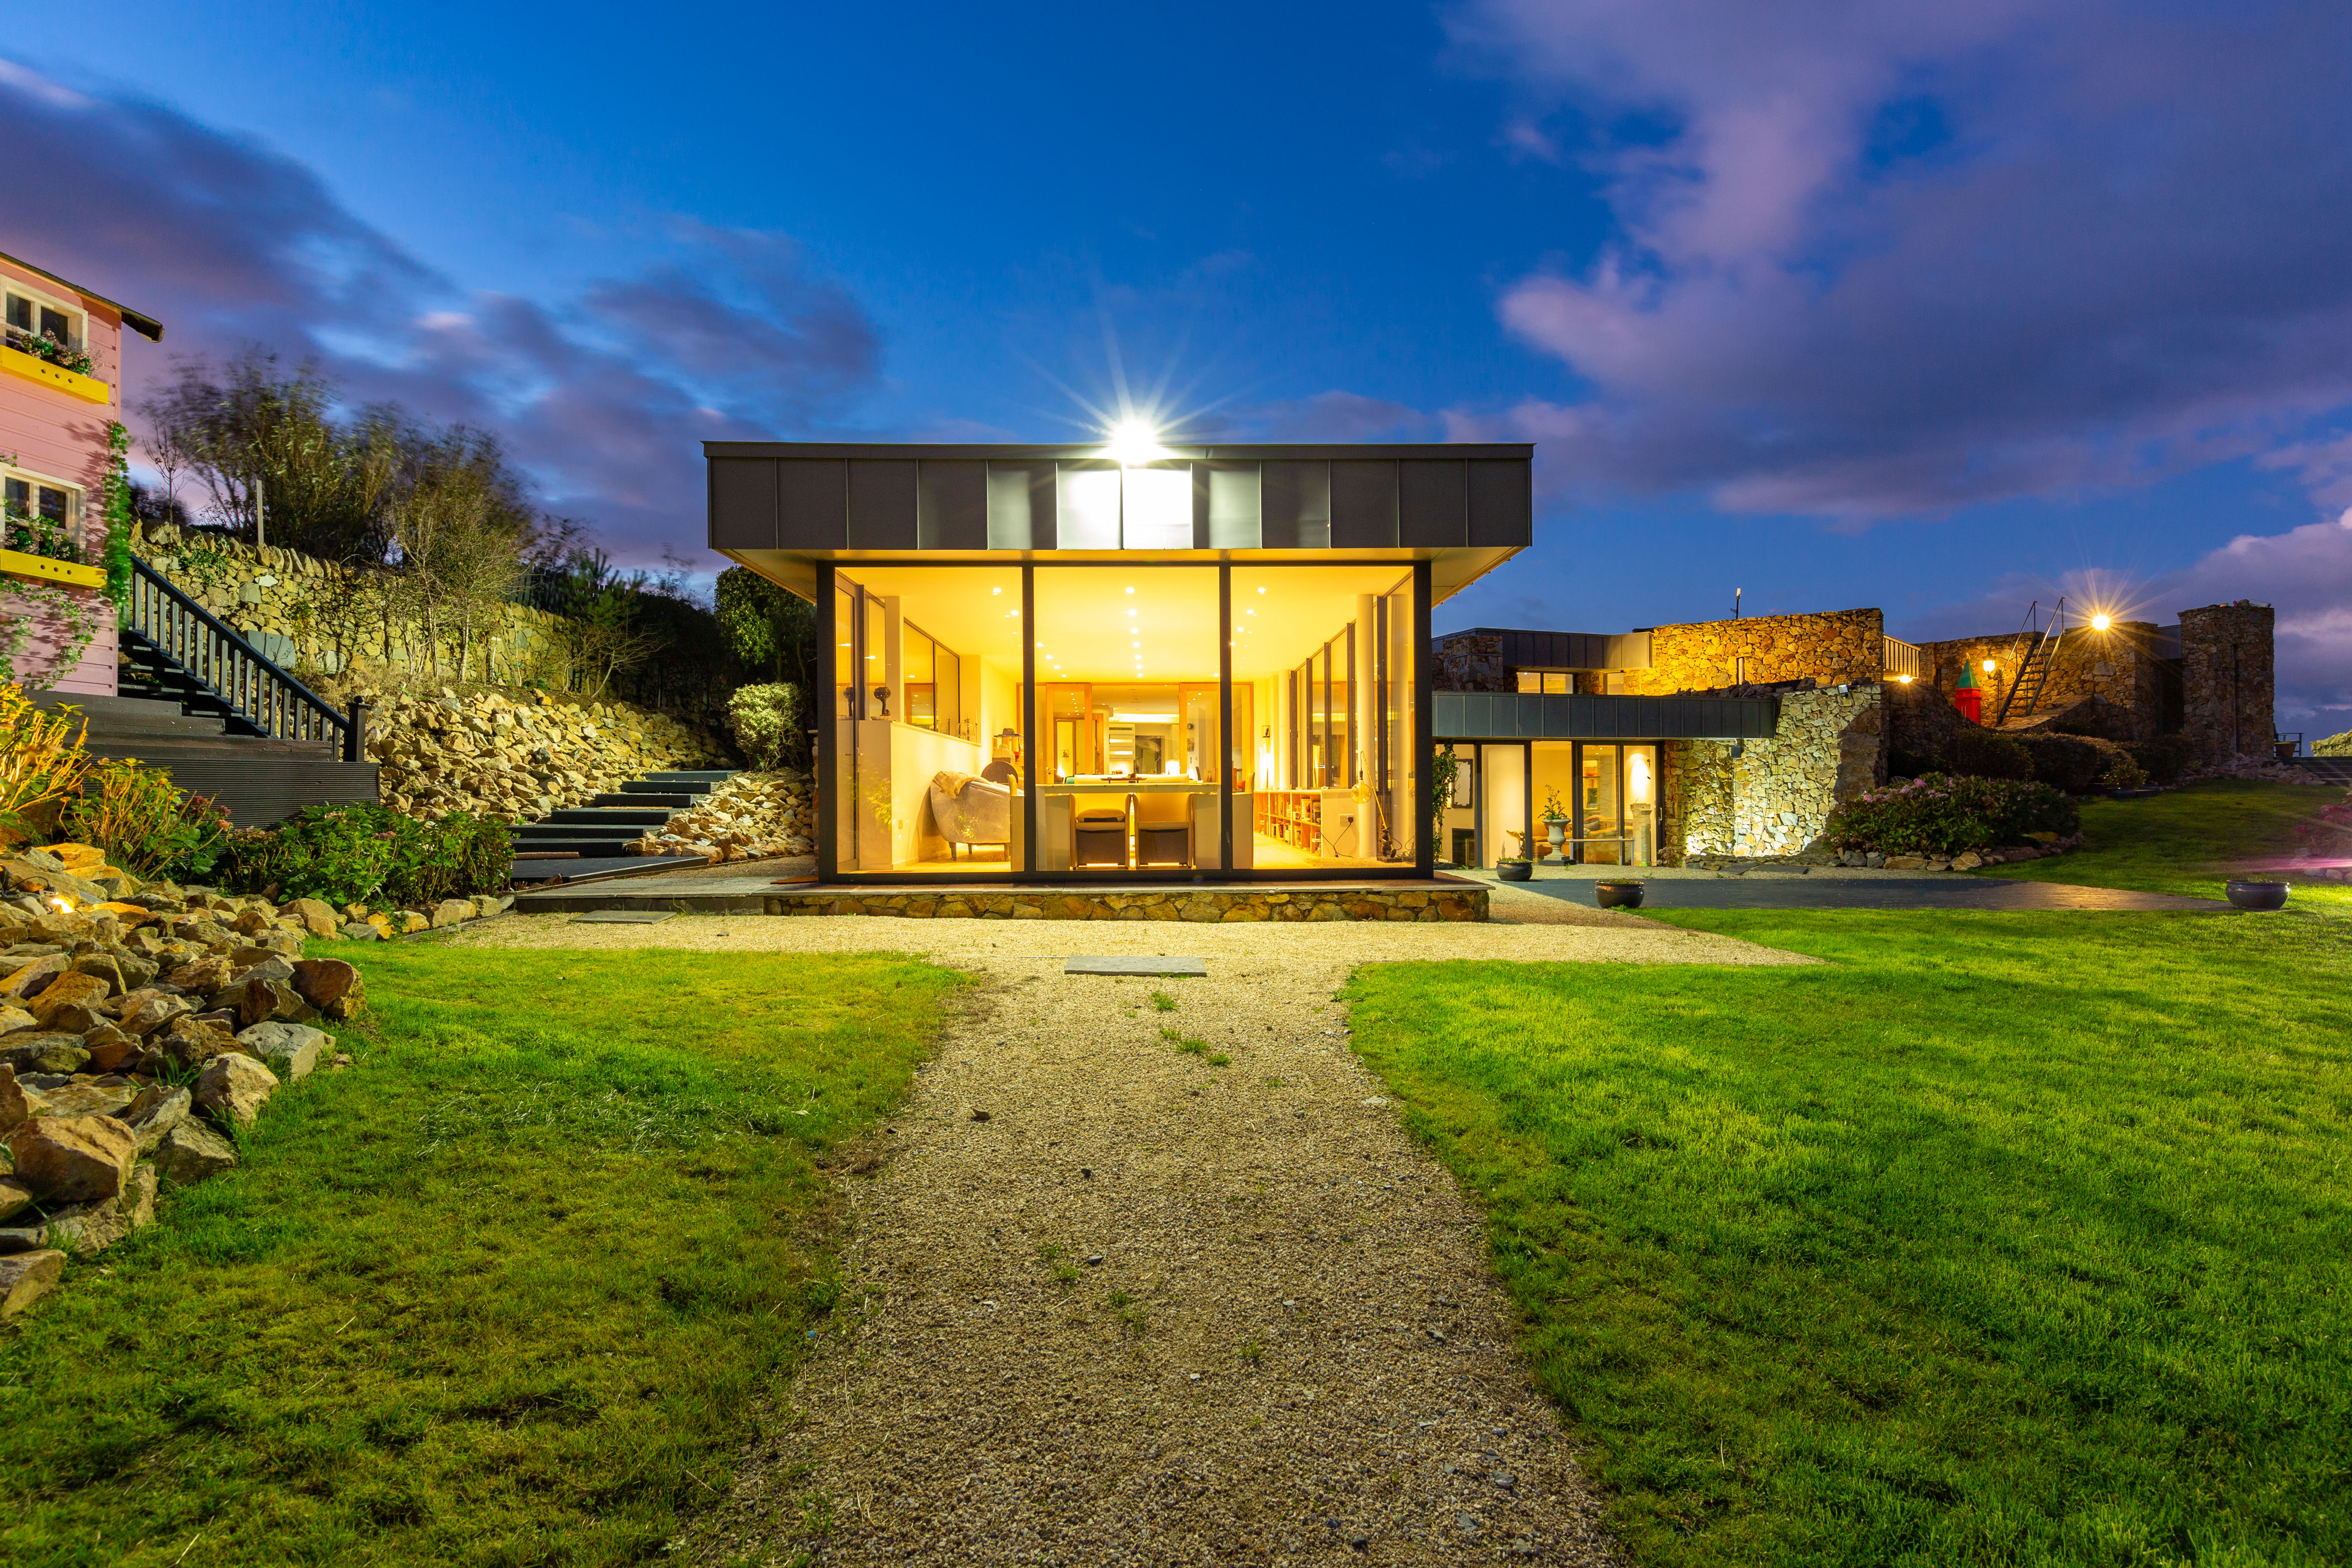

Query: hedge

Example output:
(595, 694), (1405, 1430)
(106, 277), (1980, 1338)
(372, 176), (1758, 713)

(1826, 774), (2079, 857)
(220, 803), (510, 908)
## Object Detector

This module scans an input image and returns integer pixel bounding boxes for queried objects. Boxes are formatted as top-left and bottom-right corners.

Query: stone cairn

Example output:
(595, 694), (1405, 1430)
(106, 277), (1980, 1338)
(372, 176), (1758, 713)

(628, 769), (814, 863)
(353, 686), (727, 824)
(0, 841), (482, 1320)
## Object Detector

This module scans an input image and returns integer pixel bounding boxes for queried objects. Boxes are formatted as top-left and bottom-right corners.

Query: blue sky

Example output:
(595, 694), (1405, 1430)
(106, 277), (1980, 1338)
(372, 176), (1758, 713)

(5, 1), (2349, 732)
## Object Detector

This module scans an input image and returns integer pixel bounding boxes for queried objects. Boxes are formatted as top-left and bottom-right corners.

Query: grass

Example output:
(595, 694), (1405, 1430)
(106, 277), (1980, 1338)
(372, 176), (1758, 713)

(1979, 779), (2349, 915)
(1345, 910), (2352, 1568)
(0, 940), (961, 1568)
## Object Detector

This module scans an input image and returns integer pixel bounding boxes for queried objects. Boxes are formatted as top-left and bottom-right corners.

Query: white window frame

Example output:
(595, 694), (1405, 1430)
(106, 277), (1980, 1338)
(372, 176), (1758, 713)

(2, 276), (87, 356)
(2, 461), (85, 546)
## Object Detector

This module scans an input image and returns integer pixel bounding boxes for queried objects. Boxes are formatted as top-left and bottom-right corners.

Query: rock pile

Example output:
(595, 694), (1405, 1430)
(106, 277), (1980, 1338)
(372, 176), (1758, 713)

(0, 842), (399, 1319)
(629, 770), (813, 863)
(1685, 831), (2084, 873)
(347, 685), (727, 823)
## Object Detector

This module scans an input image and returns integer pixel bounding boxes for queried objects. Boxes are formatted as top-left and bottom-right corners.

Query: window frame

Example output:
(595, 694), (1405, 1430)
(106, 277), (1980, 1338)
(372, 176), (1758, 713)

(2, 278), (87, 355)
(1, 462), (85, 559)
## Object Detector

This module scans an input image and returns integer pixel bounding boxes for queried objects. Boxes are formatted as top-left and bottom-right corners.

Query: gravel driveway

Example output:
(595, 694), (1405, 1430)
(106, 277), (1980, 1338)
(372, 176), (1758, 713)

(456, 911), (1811, 1564)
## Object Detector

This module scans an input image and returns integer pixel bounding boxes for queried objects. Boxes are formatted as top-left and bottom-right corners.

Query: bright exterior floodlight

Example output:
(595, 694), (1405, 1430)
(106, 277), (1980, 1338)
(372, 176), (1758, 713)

(1105, 419), (1163, 466)
(2091, 613), (2112, 631)
(1983, 660), (1997, 673)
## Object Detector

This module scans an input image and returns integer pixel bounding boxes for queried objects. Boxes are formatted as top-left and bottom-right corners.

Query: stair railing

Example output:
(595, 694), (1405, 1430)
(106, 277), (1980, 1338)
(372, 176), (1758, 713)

(1992, 598), (2069, 726)
(124, 554), (369, 761)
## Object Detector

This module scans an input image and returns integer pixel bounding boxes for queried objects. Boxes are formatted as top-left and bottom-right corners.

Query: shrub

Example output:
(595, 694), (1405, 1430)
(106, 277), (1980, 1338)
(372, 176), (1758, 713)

(2013, 731), (2142, 795)
(728, 683), (802, 771)
(1886, 746), (1942, 781)
(59, 758), (232, 880)
(2125, 734), (2200, 784)
(1950, 727), (2034, 781)
(2294, 798), (2352, 858)
(221, 803), (510, 908)
(0, 681), (89, 847)
(1827, 774), (2079, 857)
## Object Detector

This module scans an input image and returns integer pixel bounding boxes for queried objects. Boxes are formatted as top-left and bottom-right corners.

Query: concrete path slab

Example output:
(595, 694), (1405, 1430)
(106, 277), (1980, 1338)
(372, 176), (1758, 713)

(1066, 955), (1210, 976)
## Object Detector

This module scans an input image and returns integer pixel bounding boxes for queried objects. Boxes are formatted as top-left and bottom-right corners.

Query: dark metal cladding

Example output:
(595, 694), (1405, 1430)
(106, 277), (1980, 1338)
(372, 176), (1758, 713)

(706, 458), (775, 550)
(916, 461), (988, 550)
(1399, 460), (1467, 548)
(776, 460), (848, 550)
(1433, 691), (1780, 741)
(846, 460), (919, 549)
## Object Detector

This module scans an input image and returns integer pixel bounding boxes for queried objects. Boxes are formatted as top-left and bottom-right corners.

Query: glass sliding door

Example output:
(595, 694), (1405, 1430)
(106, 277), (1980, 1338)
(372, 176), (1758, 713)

(1030, 566), (1225, 874)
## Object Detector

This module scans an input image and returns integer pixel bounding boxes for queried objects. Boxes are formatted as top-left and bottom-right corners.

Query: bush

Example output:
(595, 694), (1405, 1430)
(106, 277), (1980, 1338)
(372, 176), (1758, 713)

(220, 803), (510, 908)
(1827, 774), (2079, 857)
(59, 758), (232, 880)
(1950, 727), (2034, 781)
(2125, 734), (2200, 784)
(728, 683), (802, 771)
(1887, 747), (1942, 780)
(2014, 731), (2143, 794)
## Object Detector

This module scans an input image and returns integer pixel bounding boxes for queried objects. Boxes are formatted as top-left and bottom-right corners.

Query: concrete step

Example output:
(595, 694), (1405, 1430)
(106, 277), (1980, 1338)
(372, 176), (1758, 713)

(616, 779), (713, 796)
(589, 790), (699, 808)
(540, 806), (673, 826)
(645, 770), (738, 784)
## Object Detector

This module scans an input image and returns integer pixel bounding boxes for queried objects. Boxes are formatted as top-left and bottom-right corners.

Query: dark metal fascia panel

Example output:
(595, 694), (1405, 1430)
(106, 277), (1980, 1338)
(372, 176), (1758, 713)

(847, 460), (919, 549)
(1399, 459), (1467, 548)
(777, 460), (848, 549)
(1466, 459), (1533, 547)
(1433, 691), (1781, 740)
(705, 440), (1535, 462)
(1330, 460), (1400, 549)
(916, 461), (988, 550)
(707, 457), (776, 550)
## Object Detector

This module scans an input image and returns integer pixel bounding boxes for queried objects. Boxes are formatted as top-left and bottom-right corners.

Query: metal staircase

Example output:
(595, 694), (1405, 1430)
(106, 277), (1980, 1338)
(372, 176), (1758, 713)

(1992, 599), (2069, 727)
(119, 555), (366, 756)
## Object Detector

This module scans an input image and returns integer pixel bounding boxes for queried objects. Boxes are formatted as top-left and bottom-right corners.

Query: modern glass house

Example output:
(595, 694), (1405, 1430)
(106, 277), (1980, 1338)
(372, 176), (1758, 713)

(708, 440), (1532, 883)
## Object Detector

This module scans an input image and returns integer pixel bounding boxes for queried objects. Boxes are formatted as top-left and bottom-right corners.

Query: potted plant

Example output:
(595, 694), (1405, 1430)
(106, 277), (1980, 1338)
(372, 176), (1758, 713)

(1594, 877), (1646, 908)
(1540, 788), (1571, 859)
(2224, 879), (2289, 911)
(1496, 857), (1534, 882)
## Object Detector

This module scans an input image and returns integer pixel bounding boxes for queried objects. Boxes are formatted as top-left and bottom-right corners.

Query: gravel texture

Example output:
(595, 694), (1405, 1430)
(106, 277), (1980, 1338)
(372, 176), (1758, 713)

(453, 911), (1811, 1564)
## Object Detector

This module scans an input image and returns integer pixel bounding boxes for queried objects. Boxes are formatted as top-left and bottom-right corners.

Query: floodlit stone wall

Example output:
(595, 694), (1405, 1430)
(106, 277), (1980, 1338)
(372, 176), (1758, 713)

(1916, 620), (2169, 739)
(1431, 633), (1512, 693)
(2179, 602), (2277, 761)
(1622, 608), (1884, 695)
(1661, 685), (1885, 862)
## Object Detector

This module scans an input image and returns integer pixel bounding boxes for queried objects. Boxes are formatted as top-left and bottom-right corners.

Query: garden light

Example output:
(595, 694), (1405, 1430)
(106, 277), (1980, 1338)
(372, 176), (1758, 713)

(1983, 660), (1997, 673)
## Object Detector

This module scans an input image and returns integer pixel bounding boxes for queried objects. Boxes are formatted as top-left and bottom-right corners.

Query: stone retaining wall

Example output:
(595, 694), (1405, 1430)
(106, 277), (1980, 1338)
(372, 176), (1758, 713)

(1916, 621), (2168, 740)
(2180, 602), (2275, 761)
(1662, 685), (1885, 861)
(764, 885), (1488, 922)
(1625, 609), (1884, 696)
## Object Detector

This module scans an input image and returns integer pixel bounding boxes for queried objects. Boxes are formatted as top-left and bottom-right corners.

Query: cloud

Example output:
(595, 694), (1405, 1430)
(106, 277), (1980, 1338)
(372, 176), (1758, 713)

(1237, 390), (1438, 442)
(1449, 0), (2352, 524)
(0, 61), (882, 564)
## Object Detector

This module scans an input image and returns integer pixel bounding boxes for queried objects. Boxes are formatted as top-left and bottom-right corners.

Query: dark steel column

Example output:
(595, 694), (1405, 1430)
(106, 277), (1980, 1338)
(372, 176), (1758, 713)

(1020, 565), (1037, 875)
(1414, 560), (1434, 878)
(1218, 563), (1233, 872)
(816, 564), (837, 882)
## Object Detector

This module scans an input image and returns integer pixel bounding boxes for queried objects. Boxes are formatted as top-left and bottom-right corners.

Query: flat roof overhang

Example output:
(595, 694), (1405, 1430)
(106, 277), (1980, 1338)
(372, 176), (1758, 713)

(706, 440), (1533, 607)
(1435, 690), (1781, 741)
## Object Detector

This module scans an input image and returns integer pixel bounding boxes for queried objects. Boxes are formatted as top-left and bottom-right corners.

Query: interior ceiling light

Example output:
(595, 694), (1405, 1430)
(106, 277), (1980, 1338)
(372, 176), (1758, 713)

(1105, 419), (1164, 466)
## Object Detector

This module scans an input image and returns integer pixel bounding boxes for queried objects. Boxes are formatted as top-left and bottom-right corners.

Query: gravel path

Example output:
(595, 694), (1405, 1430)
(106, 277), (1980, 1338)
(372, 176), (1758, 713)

(454, 912), (1811, 1565)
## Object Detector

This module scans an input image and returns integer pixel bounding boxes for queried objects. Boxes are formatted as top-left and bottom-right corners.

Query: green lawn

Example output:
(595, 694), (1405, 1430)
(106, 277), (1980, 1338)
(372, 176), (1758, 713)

(1980, 779), (2349, 915)
(0, 942), (961, 1568)
(1346, 911), (2352, 1568)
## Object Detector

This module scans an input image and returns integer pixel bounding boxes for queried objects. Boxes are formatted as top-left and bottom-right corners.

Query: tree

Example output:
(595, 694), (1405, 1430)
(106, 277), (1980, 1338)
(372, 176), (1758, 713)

(384, 427), (537, 681)
(716, 565), (817, 689)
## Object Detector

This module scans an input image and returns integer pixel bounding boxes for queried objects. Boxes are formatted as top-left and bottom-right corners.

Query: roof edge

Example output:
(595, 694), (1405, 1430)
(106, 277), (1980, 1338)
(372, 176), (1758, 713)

(703, 441), (1534, 461)
(0, 249), (164, 341)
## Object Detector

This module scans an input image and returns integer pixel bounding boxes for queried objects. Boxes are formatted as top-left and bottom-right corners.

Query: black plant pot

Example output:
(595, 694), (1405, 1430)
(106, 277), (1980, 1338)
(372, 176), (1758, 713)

(2225, 880), (2289, 911)
(1497, 862), (1533, 882)
(1595, 881), (1646, 908)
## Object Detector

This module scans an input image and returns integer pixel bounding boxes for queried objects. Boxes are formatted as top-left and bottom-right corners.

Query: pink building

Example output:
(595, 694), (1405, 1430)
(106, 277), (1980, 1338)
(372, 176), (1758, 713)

(1, 248), (163, 697)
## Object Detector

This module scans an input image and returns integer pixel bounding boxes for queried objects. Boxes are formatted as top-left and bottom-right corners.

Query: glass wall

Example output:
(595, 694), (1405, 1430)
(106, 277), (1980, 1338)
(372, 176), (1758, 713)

(831, 565), (1023, 874)
(823, 561), (1425, 879)
(1031, 565), (1224, 871)
(1233, 565), (1417, 870)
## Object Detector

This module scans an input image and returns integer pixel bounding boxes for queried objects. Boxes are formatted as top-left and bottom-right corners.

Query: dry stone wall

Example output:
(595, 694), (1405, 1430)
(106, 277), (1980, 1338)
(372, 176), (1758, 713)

(1431, 634), (1513, 693)
(132, 522), (569, 687)
(1916, 621), (2169, 740)
(2180, 602), (2276, 761)
(1625, 609), (1884, 696)
(1660, 685), (1885, 862)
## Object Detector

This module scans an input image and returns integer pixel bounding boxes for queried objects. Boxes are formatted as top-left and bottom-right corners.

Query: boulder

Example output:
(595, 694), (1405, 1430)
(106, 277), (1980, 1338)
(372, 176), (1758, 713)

(0, 1002), (33, 1034)
(152, 1119), (238, 1184)
(155, 1020), (246, 1070)
(7, 1114), (138, 1204)
(338, 922), (384, 942)
(116, 991), (194, 1038)
(2, 1035), (90, 1075)
(0, 1249), (64, 1318)
(430, 898), (476, 928)
(292, 959), (366, 1020)
(28, 971), (112, 1026)
(194, 1053), (278, 1127)
(118, 1084), (191, 1152)
(237, 1022), (329, 1081)
(0, 953), (69, 1001)
(50, 1164), (156, 1255)
(286, 897), (341, 938)
(38, 1082), (138, 1119)
(0, 1064), (31, 1133)
(233, 976), (313, 1029)
(0, 1176), (30, 1221)
(166, 952), (234, 994)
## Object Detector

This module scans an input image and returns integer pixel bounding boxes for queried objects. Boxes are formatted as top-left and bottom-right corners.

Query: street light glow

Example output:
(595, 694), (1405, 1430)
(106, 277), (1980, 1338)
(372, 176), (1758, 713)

(2090, 613), (2112, 631)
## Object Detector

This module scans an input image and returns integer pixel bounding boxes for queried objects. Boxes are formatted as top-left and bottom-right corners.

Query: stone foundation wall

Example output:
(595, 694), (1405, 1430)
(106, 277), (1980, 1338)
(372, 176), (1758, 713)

(2180, 602), (2276, 761)
(1916, 621), (2168, 739)
(1624, 609), (1883, 696)
(1664, 685), (1885, 859)
(766, 884), (1488, 922)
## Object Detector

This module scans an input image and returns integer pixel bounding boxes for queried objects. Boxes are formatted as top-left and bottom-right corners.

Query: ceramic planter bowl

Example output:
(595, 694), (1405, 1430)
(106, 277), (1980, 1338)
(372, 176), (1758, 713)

(1595, 880), (1646, 908)
(1497, 861), (1534, 882)
(2225, 879), (2289, 911)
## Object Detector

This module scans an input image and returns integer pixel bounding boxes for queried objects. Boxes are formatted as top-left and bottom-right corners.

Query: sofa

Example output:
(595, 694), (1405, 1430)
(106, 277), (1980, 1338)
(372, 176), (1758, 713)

(928, 771), (1012, 859)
